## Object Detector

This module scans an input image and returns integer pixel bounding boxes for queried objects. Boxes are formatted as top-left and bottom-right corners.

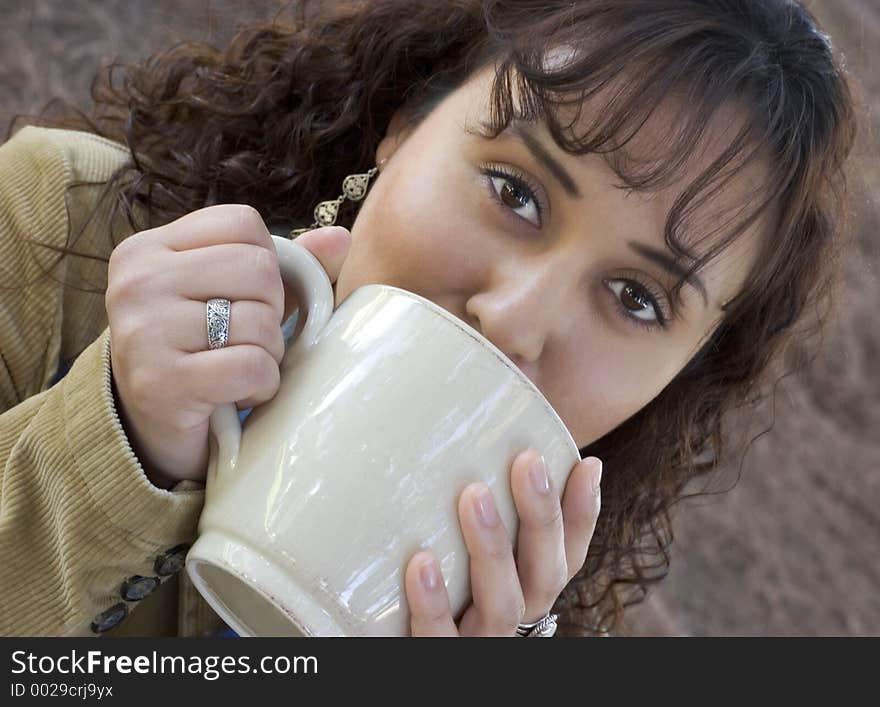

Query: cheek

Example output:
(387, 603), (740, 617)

(552, 336), (686, 448)
(350, 168), (480, 294)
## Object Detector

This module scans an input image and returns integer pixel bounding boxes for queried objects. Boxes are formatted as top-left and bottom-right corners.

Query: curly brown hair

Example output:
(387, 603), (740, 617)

(13, 0), (858, 636)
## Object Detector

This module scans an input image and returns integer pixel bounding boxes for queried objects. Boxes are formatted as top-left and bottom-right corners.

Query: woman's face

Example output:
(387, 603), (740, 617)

(334, 63), (764, 450)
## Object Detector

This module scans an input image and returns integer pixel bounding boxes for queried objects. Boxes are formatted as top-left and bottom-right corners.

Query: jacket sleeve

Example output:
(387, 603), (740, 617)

(0, 127), (205, 637)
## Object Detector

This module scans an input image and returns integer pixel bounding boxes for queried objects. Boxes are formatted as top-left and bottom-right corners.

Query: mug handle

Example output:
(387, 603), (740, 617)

(206, 234), (336, 487)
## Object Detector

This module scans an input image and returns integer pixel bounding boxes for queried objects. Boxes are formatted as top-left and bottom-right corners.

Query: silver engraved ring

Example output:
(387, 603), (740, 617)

(206, 298), (232, 350)
(515, 612), (559, 638)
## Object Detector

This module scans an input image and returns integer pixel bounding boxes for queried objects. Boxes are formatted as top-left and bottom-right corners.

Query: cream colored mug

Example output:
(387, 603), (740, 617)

(185, 234), (581, 636)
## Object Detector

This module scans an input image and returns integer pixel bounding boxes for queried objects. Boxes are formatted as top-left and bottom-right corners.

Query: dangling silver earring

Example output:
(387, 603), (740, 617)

(289, 158), (388, 238)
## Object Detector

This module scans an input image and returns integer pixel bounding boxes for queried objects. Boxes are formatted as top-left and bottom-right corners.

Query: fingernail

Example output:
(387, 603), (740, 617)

(588, 458), (603, 495)
(419, 557), (439, 592)
(474, 485), (500, 528)
(529, 455), (550, 495)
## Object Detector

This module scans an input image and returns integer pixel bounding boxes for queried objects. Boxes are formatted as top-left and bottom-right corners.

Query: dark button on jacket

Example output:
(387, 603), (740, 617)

(120, 575), (160, 602)
(154, 543), (189, 577)
(90, 602), (128, 633)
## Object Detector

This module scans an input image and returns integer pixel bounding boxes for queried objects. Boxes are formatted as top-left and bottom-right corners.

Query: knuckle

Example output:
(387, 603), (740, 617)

(108, 314), (140, 349)
(232, 204), (268, 239)
(103, 282), (119, 311)
(108, 234), (139, 267)
(106, 274), (136, 307)
(536, 502), (564, 532)
(489, 598), (525, 630)
(112, 302), (162, 349)
(240, 346), (266, 385)
(483, 536), (512, 563)
(242, 346), (280, 395)
(522, 556), (568, 607)
(107, 261), (152, 306)
(108, 232), (154, 272)
(420, 603), (451, 626)
(544, 570), (569, 603)
(107, 245), (127, 280)
(513, 599), (527, 625)
(256, 305), (280, 344)
(247, 244), (279, 282)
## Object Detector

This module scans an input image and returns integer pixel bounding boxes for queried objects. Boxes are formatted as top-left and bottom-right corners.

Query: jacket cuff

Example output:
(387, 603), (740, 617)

(61, 327), (205, 544)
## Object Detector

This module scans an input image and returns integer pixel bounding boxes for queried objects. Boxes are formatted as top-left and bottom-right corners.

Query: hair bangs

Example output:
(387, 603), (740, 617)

(474, 5), (820, 312)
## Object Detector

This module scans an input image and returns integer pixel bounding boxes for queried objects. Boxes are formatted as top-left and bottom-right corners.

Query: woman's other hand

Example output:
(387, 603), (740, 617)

(106, 204), (350, 488)
(404, 450), (602, 636)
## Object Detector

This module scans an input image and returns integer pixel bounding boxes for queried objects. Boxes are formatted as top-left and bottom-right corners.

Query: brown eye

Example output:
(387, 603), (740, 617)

(481, 163), (546, 227)
(605, 279), (669, 330)
(620, 283), (651, 312)
(500, 181), (530, 209)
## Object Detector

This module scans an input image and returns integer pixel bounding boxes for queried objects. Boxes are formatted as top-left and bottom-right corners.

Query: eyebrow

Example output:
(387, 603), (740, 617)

(510, 122), (582, 198)
(508, 120), (709, 308)
(626, 241), (709, 308)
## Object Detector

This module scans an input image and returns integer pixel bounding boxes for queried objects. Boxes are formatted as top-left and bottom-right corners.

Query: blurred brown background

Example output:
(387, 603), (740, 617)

(1, 0), (876, 635)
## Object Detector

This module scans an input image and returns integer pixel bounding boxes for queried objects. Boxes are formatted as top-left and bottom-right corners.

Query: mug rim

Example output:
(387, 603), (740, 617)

(347, 283), (581, 457)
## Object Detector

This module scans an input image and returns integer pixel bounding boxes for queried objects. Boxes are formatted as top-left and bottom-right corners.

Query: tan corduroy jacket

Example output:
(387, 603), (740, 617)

(0, 126), (226, 637)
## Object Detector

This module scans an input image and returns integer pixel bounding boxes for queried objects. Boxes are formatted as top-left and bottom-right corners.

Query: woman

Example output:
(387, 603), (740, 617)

(0, 0), (857, 637)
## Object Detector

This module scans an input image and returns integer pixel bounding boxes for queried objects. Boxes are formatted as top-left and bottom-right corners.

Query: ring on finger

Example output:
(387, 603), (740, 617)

(516, 612), (558, 637)
(206, 297), (232, 349)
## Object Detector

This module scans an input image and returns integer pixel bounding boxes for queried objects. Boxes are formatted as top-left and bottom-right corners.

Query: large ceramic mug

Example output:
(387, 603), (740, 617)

(185, 234), (581, 636)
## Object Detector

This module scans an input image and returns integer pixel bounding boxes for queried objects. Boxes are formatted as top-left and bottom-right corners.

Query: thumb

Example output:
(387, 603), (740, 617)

(282, 226), (351, 322)
(291, 226), (351, 282)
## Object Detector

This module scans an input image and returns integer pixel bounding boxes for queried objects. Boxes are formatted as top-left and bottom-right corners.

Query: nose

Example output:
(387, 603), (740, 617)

(464, 254), (573, 366)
